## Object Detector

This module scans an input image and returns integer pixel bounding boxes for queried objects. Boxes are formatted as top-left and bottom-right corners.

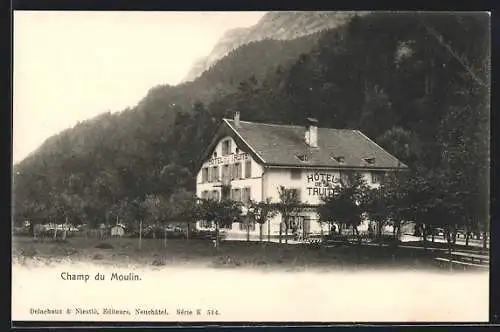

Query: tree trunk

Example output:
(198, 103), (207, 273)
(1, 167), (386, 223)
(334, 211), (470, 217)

(377, 223), (383, 247)
(259, 223), (263, 243)
(338, 223), (342, 235)
(422, 224), (427, 251)
(267, 220), (271, 243)
(164, 228), (167, 248)
(465, 224), (470, 247)
(139, 220), (142, 250)
(354, 226), (361, 263)
(431, 228), (435, 243)
(446, 227), (453, 271)
(53, 227), (57, 241)
(482, 231), (488, 249)
(285, 219), (288, 244)
(186, 223), (190, 241)
(246, 222), (250, 242)
(215, 222), (220, 251)
(64, 217), (69, 240)
(279, 222), (283, 244)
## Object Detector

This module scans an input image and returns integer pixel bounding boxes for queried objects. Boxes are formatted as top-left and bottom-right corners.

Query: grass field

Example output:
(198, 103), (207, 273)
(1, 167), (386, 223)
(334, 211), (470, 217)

(11, 235), (468, 272)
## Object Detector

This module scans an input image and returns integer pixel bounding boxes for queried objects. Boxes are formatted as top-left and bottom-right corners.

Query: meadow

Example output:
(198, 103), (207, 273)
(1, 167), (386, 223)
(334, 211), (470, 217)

(12, 235), (469, 272)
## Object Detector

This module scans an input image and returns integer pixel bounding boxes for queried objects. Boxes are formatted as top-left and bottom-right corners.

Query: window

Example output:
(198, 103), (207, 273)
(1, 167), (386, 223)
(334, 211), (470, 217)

(213, 166), (219, 182)
(245, 160), (252, 178)
(242, 187), (251, 204)
(231, 188), (242, 202)
(222, 165), (230, 182)
(371, 172), (382, 184)
(339, 171), (355, 186)
(199, 220), (212, 228)
(230, 164), (235, 180)
(208, 167), (213, 183)
(234, 163), (242, 179)
(201, 168), (208, 183)
(221, 223), (233, 230)
(212, 190), (220, 201)
(286, 216), (305, 231)
(291, 169), (301, 180)
(283, 188), (301, 200)
(222, 140), (232, 156)
(221, 185), (230, 200)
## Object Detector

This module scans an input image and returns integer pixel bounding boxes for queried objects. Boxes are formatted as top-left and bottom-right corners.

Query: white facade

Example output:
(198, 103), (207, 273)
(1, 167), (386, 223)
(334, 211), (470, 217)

(111, 226), (126, 237)
(195, 135), (383, 241)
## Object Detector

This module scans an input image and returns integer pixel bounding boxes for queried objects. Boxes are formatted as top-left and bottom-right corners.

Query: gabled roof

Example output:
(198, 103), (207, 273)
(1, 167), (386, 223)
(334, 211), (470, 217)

(200, 118), (407, 170)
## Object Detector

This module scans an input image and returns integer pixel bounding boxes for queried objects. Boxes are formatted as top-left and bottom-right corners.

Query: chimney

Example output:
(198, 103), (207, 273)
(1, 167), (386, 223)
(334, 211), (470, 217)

(305, 117), (318, 148)
(234, 111), (241, 127)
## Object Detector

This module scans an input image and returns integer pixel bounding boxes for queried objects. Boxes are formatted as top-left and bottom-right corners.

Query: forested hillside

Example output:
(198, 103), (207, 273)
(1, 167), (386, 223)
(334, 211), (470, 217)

(13, 12), (489, 233)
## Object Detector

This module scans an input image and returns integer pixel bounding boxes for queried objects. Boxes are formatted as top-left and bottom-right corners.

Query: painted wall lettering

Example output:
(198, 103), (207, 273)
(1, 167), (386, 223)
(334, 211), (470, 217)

(207, 153), (249, 166)
(306, 172), (338, 197)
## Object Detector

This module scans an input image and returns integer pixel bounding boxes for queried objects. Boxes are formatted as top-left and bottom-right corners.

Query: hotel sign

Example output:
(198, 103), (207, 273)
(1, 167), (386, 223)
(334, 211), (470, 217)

(306, 172), (339, 197)
(207, 152), (249, 166)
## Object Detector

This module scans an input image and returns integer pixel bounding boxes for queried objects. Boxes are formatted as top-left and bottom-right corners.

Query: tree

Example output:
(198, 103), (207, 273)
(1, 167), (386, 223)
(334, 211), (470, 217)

(247, 198), (278, 242)
(48, 192), (86, 240)
(132, 197), (149, 249)
(319, 173), (370, 241)
(380, 171), (412, 242)
(166, 189), (200, 240)
(198, 198), (242, 250)
(364, 187), (390, 244)
(276, 186), (301, 244)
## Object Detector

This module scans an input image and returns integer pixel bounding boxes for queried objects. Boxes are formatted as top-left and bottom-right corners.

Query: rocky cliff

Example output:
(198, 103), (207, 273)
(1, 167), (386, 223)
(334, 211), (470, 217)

(182, 11), (366, 82)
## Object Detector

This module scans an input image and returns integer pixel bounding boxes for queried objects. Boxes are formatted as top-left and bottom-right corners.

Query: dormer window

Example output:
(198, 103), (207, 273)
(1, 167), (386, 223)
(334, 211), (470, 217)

(213, 152), (218, 158)
(235, 148), (240, 154)
(332, 156), (345, 163)
(364, 157), (376, 165)
(296, 154), (308, 162)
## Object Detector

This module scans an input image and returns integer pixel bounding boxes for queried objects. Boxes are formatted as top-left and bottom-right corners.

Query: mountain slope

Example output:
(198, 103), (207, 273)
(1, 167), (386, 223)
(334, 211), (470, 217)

(182, 11), (366, 82)
(13, 13), (489, 232)
(13, 27), (334, 215)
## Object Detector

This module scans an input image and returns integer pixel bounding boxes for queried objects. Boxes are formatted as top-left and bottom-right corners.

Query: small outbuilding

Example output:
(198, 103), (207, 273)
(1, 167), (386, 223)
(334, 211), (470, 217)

(111, 225), (126, 237)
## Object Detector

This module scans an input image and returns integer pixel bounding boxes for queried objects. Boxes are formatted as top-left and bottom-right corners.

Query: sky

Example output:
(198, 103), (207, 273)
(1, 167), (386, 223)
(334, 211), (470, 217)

(13, 11), (266, 164)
